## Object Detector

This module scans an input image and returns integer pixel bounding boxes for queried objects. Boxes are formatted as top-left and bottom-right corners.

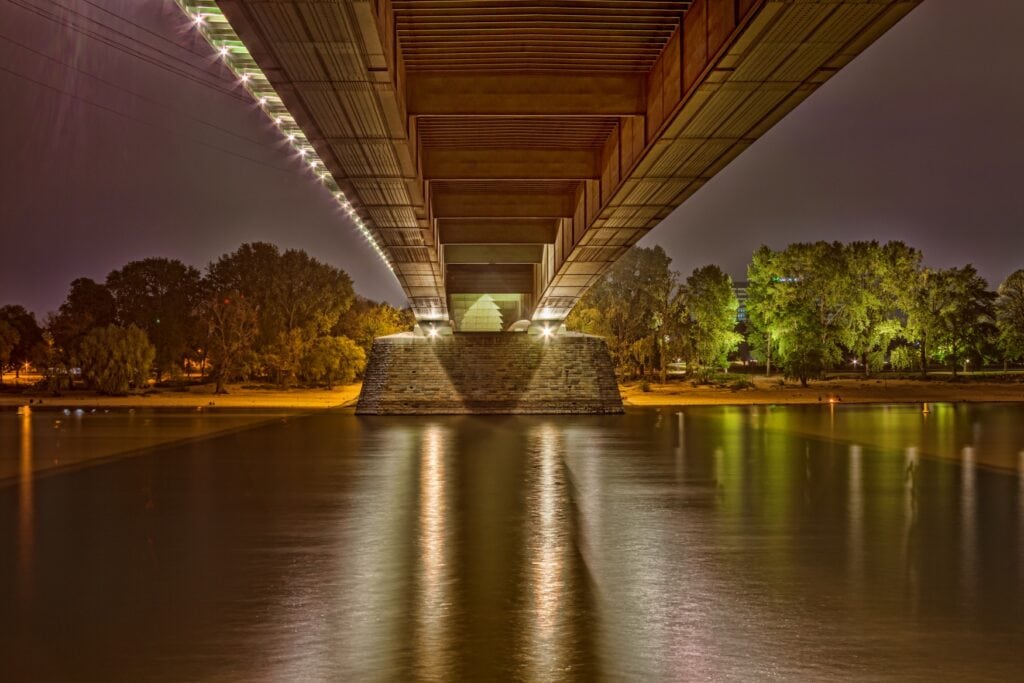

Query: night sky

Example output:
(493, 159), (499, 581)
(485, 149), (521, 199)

(1, 0), (1022, 318)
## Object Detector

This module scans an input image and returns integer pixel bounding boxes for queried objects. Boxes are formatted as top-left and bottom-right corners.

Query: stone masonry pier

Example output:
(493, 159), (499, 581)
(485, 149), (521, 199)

(356, 333), (623, 415)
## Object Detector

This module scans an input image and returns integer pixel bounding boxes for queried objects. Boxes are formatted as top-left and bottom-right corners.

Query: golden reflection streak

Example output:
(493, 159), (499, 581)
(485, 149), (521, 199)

(961, 445), (976, 610)
(1019, 451), (1024, 590)
(903, 446), (919, 614)
(674, 412), (685, 481)
(415, 425), (451, 679)
(18, 407), (34, 604)
(525, 423), (565, 680)
(848, 445), (864, 592)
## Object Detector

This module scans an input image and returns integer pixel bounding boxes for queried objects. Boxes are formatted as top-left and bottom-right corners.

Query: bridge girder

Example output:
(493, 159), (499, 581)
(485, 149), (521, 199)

(217, 0), (921, 323)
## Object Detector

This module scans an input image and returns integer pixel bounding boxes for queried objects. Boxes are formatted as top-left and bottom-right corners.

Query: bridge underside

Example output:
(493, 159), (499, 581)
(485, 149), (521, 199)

(214, 0), (919, 412)
(218, 0), (918, 326)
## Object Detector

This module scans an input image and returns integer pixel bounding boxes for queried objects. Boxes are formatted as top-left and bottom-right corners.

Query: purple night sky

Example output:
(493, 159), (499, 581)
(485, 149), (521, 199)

(1, 0), (1022, 318)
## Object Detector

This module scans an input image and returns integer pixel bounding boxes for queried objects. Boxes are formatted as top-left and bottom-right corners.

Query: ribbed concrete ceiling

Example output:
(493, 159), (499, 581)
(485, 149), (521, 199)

(394, 0), (692, 72)
(215, 0), (921, 324)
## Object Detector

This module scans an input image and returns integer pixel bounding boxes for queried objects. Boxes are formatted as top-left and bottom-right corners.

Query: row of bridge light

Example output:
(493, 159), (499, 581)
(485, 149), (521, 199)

(173, 0), (393, 272)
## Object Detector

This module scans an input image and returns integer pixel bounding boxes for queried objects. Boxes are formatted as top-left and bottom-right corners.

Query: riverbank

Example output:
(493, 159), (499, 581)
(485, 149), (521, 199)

(3, 376), (1023, 411)
(621, 375), (1024, 406)
(0, 382), (362, 409)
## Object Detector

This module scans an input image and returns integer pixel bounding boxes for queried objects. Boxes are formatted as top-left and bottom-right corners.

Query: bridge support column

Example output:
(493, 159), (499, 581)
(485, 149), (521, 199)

(356, 332), (623, 415)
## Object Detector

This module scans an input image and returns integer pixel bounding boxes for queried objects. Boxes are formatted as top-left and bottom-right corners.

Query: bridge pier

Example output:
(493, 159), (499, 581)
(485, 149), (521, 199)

(356, 332), (623, 415)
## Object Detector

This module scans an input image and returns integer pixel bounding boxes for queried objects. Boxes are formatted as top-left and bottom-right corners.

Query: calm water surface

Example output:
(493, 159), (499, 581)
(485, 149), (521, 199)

(3, 403), (1024, 680)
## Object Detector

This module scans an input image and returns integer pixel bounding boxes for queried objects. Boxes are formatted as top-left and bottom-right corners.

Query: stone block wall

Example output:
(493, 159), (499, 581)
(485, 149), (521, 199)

(356, 332), (623, 414)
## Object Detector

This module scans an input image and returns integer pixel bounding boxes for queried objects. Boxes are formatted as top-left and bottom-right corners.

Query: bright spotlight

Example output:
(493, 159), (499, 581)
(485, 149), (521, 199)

(540, 325), (553, 338)
(427, 325), (439, 338)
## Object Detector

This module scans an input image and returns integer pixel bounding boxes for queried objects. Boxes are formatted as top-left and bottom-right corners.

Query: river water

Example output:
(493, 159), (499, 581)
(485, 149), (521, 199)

(3, 403), (1024, 681)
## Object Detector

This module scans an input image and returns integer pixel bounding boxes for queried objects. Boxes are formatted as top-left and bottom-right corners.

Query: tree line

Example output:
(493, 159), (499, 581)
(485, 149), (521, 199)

(567, 245), (740, 383)
(569, 241), (1024, 385)
(0, 242), (412, 393)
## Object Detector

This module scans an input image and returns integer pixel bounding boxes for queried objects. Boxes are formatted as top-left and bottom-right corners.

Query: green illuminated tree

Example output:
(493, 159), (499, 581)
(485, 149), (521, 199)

(683, 265), (740, 381)
(996, 269), (1024, 366)
(905, 266), (995, 376)
(845, 241), (921, 375)
(749, 242), (851, 386)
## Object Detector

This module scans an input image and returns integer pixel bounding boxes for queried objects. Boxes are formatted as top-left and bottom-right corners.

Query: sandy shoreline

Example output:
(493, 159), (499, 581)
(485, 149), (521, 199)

(0, 383), (362, 410)
(2, 376), (1023, 410)
(620, 375), (1024, 407)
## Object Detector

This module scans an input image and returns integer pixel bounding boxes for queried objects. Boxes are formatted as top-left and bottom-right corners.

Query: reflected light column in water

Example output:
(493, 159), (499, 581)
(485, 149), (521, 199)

(18, 407), (34, 607)
(415, 425), (453, 679)
(524, 424), (567, 678)
(961, 445), (977, 611)
(848, 445), (864, 592)
(1019, 451), (1024, 590)
(674, 412), (685, 481)
(903, 446), (920, 613)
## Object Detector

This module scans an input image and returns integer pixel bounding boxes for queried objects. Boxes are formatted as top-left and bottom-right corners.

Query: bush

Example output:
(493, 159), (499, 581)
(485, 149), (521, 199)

(79, 324), (155, 394)
(639, 378), (651, 392)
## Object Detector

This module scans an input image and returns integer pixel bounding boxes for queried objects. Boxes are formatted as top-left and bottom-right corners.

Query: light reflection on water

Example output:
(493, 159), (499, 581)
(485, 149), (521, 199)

(415, 424), (451, 679)
(18, 409), (32, 605)
(524, 424), (566, 679)
(2, 403), (1024, 680)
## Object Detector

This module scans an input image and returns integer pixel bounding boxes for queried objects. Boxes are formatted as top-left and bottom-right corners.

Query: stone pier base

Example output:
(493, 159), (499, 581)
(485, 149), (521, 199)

(356, 332), (623, 415)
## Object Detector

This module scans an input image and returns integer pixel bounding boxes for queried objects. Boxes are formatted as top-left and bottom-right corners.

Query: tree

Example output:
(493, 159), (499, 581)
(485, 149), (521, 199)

(906, 266), (995, 377)
(904, 268), (947, 378)
(106, 258), (202, 381)
(0, 320), (18, 385)
(199, 291), (259, 394)
(845, 241), (921, 375)
(683, 265), (741, 381)
(746, 246), (783, 375)
(567, 246), (677, 379)
(207, 243), (356, 383)
(0, 305), (43, 381)
(78, 325), (156, 394)
(928, 266), (995, 376)
(996, 269), (1024, 366)
(30, 333), (72, 392)
(304, 336), (366, 388)
(335, 297), (415, 355)
(746, 242), (852, 386)
(48, 278), (117, 363)
(744, 241), (924, 385)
